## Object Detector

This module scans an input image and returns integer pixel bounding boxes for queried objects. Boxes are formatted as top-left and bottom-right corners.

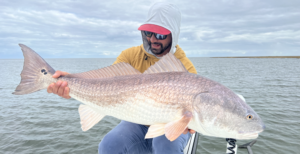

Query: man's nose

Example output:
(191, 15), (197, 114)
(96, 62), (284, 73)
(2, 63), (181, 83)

(150, 34), (158, 42)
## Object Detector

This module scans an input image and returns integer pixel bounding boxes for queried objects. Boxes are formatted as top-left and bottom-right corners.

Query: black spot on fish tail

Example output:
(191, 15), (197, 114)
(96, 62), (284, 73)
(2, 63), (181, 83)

(41, 69), (48, 75)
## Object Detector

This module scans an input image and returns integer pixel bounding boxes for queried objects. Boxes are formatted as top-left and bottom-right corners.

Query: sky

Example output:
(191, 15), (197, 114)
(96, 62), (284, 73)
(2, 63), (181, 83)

(0, 0), (299, 59)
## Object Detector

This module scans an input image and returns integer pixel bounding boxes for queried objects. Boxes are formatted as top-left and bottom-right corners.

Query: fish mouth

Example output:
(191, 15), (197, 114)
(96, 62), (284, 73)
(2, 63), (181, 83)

(236, 129), (264, 140)
(237, 133), (259, 140)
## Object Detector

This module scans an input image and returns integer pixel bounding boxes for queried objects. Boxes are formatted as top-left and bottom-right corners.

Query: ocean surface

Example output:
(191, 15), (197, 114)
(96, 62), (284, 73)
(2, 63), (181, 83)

(0, 57), (299, 154)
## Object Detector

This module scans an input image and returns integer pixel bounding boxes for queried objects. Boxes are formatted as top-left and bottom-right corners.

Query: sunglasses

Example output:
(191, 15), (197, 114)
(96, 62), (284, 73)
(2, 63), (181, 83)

(144, 31), (168, 40)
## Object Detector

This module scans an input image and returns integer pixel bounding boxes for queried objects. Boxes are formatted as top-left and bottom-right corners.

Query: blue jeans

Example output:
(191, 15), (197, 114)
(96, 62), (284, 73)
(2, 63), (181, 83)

(98, 121), (191, 154)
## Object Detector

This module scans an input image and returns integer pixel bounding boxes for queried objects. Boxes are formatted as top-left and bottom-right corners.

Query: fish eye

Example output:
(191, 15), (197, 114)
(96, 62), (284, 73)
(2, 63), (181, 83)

(246, 114), (254, 120)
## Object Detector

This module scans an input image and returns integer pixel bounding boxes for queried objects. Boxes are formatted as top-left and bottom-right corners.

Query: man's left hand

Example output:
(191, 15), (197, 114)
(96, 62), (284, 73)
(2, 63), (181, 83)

(183, 128), (196, 134)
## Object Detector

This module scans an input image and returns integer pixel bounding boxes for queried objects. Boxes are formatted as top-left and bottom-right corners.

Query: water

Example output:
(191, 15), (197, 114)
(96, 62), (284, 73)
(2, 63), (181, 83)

(0, 57), (299, 154)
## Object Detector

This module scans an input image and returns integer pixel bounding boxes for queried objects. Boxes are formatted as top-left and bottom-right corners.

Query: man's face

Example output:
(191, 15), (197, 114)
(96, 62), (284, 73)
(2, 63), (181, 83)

(145, 32), (172, 56)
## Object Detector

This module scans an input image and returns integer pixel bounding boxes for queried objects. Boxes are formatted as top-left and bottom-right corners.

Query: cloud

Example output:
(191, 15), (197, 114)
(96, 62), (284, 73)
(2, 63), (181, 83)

(210, 30), (300, 43)
(0, 0), (299, 58)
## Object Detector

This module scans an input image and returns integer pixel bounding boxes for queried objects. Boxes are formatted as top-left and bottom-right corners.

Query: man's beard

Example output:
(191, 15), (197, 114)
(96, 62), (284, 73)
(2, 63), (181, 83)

(148, 40), (172, 55)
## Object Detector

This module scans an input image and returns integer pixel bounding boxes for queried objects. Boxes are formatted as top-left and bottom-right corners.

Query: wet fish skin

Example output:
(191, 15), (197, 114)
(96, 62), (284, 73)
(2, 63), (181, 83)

(13, 44), (265, 141)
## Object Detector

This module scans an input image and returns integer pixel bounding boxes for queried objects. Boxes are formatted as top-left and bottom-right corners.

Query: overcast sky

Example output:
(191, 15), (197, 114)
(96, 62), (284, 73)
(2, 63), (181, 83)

(0, 0), (299, 59)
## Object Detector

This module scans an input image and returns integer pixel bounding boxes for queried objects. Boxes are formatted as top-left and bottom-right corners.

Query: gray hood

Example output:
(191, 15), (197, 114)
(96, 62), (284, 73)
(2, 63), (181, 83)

(141, 2), (181, 58)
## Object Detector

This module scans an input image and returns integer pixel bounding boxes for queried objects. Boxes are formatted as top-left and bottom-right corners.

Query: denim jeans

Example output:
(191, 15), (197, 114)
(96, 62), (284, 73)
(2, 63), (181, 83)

(98, 121), (191, 154)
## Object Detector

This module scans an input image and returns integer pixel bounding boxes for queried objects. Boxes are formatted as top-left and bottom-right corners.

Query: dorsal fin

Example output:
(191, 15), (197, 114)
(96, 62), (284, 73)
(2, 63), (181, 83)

(144, 52), (187, 74)
(65, 62), (141, 79)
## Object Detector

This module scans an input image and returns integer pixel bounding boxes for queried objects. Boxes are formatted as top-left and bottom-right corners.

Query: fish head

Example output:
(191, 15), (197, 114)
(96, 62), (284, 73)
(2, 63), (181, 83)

(192, 89), (265, 140)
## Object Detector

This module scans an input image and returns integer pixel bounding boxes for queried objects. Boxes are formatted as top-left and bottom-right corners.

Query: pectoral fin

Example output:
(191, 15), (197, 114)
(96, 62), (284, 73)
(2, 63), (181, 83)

(78, 104), (105, 131)
(145, 123), (166, 139)
(165, 111), (193, 141)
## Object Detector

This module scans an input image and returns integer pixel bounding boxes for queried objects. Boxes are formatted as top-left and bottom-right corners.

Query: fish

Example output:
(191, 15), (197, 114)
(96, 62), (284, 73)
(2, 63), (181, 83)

(13, 44), (265, 141)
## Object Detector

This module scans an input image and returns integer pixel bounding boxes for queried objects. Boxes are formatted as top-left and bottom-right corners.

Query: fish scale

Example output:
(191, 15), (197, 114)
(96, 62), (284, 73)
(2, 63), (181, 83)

(62, 73), (200, 124)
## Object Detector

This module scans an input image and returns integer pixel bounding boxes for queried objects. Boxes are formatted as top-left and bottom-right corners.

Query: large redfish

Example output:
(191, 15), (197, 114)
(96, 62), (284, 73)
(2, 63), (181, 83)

(13, 44), (264, 141)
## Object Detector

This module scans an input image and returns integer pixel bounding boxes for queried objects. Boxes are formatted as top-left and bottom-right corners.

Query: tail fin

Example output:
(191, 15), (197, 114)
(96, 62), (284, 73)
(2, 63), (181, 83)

(13, 44), (56, 95)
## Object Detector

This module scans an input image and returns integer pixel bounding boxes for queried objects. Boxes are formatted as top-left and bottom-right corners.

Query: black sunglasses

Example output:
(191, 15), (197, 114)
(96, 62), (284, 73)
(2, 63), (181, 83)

(144, 31), (168, 40)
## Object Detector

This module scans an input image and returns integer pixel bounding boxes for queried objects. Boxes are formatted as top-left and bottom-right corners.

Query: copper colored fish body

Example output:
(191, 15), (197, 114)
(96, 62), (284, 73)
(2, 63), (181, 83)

(14, 44), (265, 141)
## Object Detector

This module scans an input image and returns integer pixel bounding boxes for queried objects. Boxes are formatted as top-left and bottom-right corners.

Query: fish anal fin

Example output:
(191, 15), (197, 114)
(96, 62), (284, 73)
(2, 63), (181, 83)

(78, 104), (105, 131)
(165, 111), (193, 141)
(144, 53), (187, 74)
(145, 123), (166, 139)
(66, 62), (141, 79)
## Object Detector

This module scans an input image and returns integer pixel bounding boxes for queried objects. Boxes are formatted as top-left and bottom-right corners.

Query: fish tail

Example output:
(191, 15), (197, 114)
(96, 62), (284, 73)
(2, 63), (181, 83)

(13, 44), (56, 95)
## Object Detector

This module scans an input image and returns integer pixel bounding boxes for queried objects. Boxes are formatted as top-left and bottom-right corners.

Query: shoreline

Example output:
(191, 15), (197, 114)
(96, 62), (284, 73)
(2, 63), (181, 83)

(212, 56), (300, 58)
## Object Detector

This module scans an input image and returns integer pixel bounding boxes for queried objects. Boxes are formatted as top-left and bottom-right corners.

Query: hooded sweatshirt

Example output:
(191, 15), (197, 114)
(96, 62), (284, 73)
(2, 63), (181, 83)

(113, 2), (197, 74)
(142, 2), (181, 56)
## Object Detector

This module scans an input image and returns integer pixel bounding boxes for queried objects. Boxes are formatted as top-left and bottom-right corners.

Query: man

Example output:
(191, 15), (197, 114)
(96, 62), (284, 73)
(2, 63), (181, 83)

(48, 2), (197, 154)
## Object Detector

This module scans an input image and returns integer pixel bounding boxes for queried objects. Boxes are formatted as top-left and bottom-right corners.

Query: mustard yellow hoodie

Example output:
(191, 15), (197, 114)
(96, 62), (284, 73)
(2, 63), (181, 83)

(113, 44), (197, 74)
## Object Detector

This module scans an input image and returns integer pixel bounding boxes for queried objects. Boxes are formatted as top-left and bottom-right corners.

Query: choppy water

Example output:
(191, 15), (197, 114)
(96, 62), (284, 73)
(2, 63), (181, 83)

(0, 57), (299, 154)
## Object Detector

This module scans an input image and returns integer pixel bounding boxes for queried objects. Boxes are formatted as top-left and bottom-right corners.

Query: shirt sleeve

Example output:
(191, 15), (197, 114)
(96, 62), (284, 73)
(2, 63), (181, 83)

(180, 57), (197, 74)
(113, 50), (131, 65)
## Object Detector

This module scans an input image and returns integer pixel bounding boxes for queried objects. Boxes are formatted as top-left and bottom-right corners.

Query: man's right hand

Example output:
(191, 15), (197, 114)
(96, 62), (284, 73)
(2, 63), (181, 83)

(47, 70), (71, 99)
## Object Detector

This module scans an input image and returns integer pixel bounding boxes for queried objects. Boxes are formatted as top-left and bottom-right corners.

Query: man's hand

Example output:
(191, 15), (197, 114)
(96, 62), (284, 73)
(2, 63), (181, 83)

(47, 70), (71, 99)
(183, 128), (196, 134)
